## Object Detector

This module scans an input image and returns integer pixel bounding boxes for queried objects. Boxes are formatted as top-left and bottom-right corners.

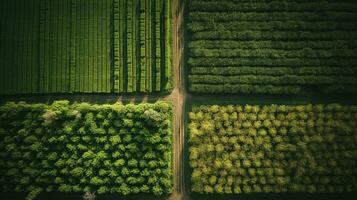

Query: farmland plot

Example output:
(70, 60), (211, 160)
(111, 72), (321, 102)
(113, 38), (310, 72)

(113, 0), (172, 93)
(188, 104), (357, 194)
(0, 101), (173, 198)
(187, 0), (357, 94)
(0, 0), (172, 95)
(0, 0), (40, 94)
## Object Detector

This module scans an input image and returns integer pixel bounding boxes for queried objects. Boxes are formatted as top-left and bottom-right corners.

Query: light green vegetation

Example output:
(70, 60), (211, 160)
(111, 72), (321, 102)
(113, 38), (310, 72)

(189, 104), (357, 194)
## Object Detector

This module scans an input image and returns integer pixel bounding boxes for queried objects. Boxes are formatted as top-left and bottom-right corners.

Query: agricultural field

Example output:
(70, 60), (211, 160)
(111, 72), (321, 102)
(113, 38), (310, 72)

(187, 0), (357, 94)
(0, 0), (172, 95)
(0, 101), (173, 199)
(2, 0), (357, 200)
(188, 104), (357, 194)
(113, 0), (172, 93)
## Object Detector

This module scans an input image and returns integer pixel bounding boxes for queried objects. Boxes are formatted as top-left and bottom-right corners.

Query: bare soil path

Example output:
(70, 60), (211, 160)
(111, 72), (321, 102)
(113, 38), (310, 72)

(168, 0), (187, 199)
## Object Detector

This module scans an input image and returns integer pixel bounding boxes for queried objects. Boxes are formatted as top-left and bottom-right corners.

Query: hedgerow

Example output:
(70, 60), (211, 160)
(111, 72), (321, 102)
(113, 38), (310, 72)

(188, 21), (357, 32)
(188, 40), (357, 50)
(190, 1), (357, 12)
(189, 75), (357, 85)
(189, 104), (357, 194)
(189, 12), (357, 22)
(0, 101), (173, 199)
(191, 31), (357, 40)
(190, 67), (357, 76)
(188, 58), (357, 67)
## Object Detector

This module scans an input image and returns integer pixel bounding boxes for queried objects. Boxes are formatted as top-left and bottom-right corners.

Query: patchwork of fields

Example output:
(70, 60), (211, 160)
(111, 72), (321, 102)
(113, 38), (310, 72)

(0, 0), (172, 95)
(187, 0), (357, 94)
(1, 0), (357, 199)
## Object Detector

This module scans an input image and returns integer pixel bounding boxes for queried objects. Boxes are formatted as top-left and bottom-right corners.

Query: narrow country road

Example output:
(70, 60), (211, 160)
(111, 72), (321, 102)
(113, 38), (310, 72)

(168, 0), (187, 199)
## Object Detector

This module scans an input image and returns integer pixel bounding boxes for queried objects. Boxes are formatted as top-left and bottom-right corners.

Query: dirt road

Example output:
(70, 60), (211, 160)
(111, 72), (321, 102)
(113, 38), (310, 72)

(168, 0), (187, 199)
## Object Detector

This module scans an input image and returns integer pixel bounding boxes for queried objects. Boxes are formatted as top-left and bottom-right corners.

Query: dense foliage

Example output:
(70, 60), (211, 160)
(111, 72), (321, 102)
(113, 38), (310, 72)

(0, 0), (172, 94)
(0, 101), (173, 199)
(187, 0), (357, 94)
(189, 104), (357, 194)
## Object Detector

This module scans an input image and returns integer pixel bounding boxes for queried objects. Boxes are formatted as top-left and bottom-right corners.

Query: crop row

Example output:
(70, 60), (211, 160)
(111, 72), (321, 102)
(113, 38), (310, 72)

(189, 84), (301, 94)
(190, 67), (357, 76)
(190, 1), (357, 12)
(191, 31), (357, 40)
(0, 101), (173, 199)
(188, 58), (357, 67)
(190, 49), (357, 59)
(189, 11), (357, 22)
(189, 84), (357, 94)
(188, 104), (357, 194)
(189, 75), (357, 85)
(188, 21), (357, 32)
(188, 40), (357, 50)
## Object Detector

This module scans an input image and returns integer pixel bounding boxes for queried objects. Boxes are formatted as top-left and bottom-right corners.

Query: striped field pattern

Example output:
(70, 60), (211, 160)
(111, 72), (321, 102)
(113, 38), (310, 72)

(0, 0), (172, 94)
(187, 0), (357, 94)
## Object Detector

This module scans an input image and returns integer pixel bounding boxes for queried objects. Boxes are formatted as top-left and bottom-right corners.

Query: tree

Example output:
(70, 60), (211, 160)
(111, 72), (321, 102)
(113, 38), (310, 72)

(143, 109), (164, 126)
(190, 147), (200, 160)
(214, 184), (224, 193)
(119, 183), (131, 195)
(152, 185), (164, 195)
(215, 144), (224, 153)
(127, 176), (137, 185)
(204, 185), (214, 193)
(201, 120), (215, 133)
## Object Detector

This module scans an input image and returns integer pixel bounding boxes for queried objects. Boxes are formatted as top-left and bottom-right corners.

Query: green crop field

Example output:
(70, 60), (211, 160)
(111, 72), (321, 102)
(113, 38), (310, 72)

(188, 104), (357, 194)
(187, 0), (357, 94)
(0, 101), (173, 199)
(112, 0), (172, 93)
(0, 0), (172, 95)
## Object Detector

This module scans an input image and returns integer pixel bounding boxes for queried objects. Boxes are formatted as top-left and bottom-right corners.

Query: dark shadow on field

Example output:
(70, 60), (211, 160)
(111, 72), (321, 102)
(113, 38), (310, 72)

(183, 98), (191, 198)
(0, 93), (169, 105)
(0, 192), (170, 200)
(182, 0), (190, 96)
(188, 93), (357, 106)
(189, 193), (357, 200)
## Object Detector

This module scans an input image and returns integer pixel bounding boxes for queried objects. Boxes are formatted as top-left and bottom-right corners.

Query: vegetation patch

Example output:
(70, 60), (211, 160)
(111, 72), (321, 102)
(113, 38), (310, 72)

(187, 0), (357, 94)
(188, 104), (357, 194)
(0, 101), (173, 199)
(0, 0), (172, 94)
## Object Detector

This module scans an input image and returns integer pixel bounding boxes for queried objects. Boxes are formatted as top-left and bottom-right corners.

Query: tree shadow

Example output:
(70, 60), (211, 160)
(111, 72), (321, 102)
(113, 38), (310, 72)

(189, 193), (357, 200)
(0, 192), (171, 200)
(0, 92), (169, 105)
